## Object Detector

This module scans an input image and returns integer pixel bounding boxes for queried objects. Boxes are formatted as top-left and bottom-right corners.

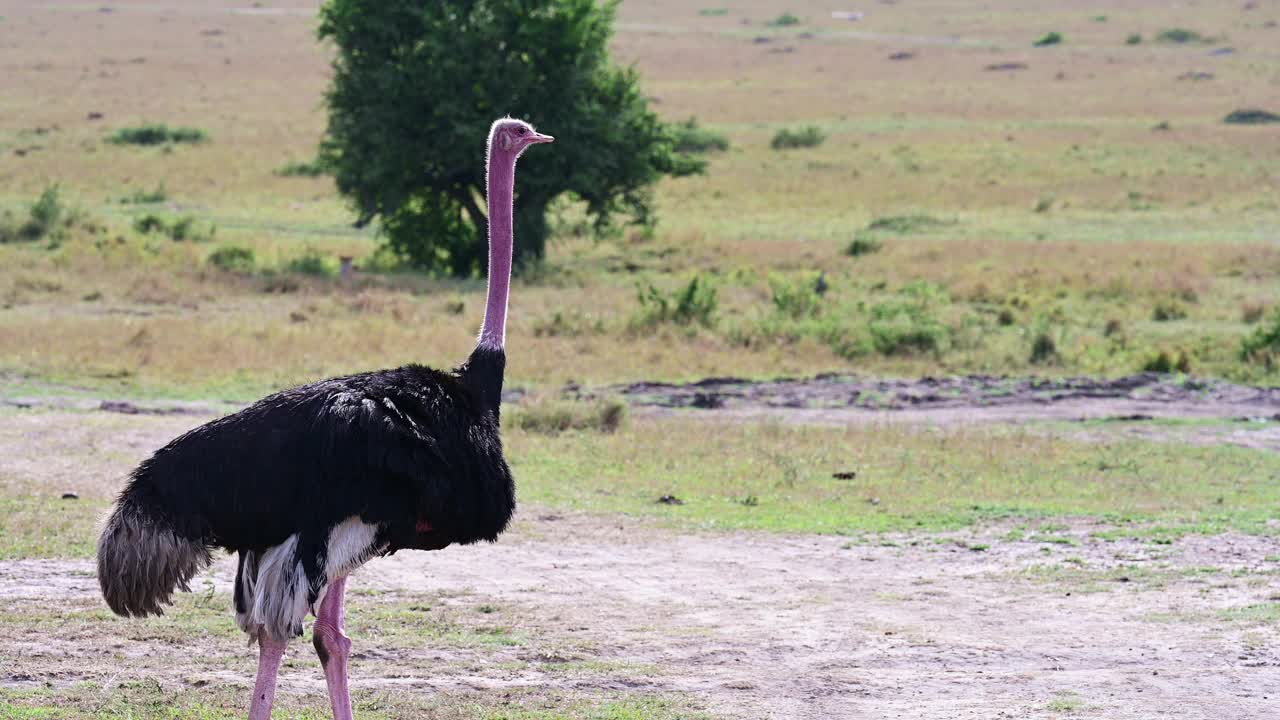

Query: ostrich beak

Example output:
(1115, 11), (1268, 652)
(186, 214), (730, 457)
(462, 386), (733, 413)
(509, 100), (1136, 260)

(529, 132), (554, 144)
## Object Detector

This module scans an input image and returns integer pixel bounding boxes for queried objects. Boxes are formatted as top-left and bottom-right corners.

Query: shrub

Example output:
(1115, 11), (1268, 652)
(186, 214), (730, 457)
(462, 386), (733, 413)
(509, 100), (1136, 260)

(274, 159), (328, 177)
(769, 274), (822, 319)
(510, 397), (626, 435)
(0, 186), (70, 243)
(635, 274), (718, 327)
(1240, 309), (1280, 369)
(1151, 300), (1187, 322)
(286, 249), (335, 277)
(846, 233), (883, 257)
(207, 245), (256, 273)
(771, 126), (826, 150)
(1033, 32), (1063, 47)
(1125, 33), (1142, 45)
(768, 12), (800, 27)
(1142, 350), (1192, 374)
(1029, 332), (1058, 364)
(108, 123), (208, 146)
(670, 117), (729, 154)
(867, 282), (949, 356)
(120, 184), (168, 204)
(1223, 109), (1280, 125)
(699, 8), (728, 16)
(133, 213), (208, 242)
(1156, 28), (1211, 44)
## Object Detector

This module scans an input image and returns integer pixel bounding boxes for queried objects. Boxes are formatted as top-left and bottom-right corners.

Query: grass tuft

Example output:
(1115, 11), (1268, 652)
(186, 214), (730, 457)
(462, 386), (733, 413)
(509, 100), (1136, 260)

(108, 123), (208, 146)
(771, 126), (826, 150)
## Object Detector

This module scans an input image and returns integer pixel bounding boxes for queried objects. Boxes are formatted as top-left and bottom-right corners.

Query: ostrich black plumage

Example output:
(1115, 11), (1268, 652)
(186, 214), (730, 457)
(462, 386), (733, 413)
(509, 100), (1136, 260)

(97, 118), (553, 720)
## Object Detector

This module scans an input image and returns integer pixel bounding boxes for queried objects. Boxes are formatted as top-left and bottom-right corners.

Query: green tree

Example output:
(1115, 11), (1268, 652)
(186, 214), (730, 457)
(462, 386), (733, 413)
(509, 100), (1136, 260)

(318, 0), (704, 276)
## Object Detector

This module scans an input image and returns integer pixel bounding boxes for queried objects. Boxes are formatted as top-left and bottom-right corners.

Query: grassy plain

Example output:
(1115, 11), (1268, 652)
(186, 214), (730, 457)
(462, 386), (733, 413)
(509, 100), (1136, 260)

(2, 2), (1279, 717)
(1, 1), (1278, 397)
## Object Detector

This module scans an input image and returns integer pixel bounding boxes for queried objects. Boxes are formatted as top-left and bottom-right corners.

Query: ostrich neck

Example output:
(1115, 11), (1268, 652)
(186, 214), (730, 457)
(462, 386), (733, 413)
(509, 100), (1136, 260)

(478, 149), (515, 350)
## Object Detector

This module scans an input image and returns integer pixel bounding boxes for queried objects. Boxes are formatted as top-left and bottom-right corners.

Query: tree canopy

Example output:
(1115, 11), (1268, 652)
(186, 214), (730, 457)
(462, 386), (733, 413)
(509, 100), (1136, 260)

(318, 0), (703, 276)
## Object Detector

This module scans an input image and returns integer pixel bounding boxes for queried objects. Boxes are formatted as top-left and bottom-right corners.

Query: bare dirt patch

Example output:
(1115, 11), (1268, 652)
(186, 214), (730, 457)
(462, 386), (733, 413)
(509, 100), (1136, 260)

(3, 515), (1279, 719)
(604, 373), (1280, 451)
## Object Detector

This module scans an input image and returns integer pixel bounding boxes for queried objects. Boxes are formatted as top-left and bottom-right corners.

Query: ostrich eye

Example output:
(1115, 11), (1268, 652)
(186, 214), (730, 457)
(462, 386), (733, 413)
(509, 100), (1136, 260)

(517, 127), (528, 135)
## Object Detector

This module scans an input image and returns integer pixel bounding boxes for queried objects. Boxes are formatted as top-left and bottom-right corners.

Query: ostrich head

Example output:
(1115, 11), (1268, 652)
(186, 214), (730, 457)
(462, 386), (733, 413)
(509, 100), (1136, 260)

(488, 118), (554, 158)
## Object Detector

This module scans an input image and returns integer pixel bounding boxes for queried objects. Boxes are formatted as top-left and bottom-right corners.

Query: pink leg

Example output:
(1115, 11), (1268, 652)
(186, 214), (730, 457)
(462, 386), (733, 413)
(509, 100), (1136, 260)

(313, 576), (354, 720)
(248, 634), (287, 720)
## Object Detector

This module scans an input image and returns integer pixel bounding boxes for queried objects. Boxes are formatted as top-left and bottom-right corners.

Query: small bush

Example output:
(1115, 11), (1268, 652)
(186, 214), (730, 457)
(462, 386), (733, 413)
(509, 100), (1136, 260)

(120, 184), (168, 204)
(1125, 33), (1142, 45)
(1103, 318), (1124, 337)
(207, 245), (256, 273)
(1033, 32), (1063, 47)
(699, 8), (728, 16)
(133, 213), (209, 242)
(108, 123), (208, 146)
(867, 282), (949, 356)
(997, 308), (1017, 326)
(769, 274), (822, 319)
(670, 117), (729, 154)
(1240, 309), (1280, 369)
(1142, 350), (1192, 374)
(768, 12), (800, 27)
(0, 186), (70, 243)
(866, 214), (948, 234)
(1151, 300), (1187, 322)
(274, 159), (328, 177)
(771, 126), (826, 150)
(846, 234), (883, 257)
(1156, 28), (1211, 44)
(635, 275), (718, 327)
(1223, 109), (1280, 125)
(1029, 332), (1058, 364)
(286, 249), (335, 277)
(510, 397), (627, 435)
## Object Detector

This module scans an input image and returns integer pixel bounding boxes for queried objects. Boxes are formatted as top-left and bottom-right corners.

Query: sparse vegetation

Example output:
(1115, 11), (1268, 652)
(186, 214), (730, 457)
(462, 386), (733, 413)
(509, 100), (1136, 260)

(1240, 309), (1280, 370)
(119, 184), (168, 204)
(845, 234), (883, 257)
(771, 126), (826, 150)
(1142, 350), (1192, 374)
(510, 396), (627, 435)
(284, 248), (336, 277)
(634, 275), (718, 328)
(670, 117), (730, 154)
(108, 123), (208, 146)
(206, 245), (256, 273)
(273, 159), (328, 177)
(132, 213), (209, 242)
(0, 186), (71, 244)
(767, 12), (800, 27)
(1033, 31), (1063, 47)
(1125, 33), (1143, 45)
(1156, 28), (1212, 44)
(1223, 108), (1280, 125)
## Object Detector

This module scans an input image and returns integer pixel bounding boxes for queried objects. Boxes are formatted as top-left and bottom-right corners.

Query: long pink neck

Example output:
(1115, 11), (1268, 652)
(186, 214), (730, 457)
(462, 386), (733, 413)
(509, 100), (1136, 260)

(478, 146), (515, 350)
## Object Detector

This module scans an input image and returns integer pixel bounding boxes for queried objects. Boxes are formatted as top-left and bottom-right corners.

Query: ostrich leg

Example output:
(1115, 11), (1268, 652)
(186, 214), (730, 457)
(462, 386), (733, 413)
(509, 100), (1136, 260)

(314, 576), (354, 720)
(248, 635), (288, 720)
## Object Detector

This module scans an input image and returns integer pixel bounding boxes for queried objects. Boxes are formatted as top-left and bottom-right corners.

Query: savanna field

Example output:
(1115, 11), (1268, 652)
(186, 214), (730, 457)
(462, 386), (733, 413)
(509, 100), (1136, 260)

(1, 1), (1279, 719)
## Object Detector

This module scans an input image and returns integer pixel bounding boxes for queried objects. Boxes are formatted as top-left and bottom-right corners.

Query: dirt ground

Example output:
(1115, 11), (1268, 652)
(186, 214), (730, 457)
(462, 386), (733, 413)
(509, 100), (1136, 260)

(4, 514), (1279, 719)
(3, 378), (1280, 719)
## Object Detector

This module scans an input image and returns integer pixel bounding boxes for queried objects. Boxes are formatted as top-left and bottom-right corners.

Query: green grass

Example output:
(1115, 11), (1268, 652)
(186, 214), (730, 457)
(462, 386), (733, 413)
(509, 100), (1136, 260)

(509, 418), (1280, 536)
(0, 688), (704, 720)
(6, 413), (1279, 561)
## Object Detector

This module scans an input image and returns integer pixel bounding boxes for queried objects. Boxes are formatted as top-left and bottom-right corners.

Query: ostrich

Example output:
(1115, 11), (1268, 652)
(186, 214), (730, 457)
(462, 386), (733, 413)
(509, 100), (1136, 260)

(97, 118), (553, 720)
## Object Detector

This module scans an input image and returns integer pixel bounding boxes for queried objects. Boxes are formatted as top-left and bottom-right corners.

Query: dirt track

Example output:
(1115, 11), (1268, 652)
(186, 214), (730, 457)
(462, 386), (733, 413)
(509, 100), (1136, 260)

(4, 514), (1280, 719)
